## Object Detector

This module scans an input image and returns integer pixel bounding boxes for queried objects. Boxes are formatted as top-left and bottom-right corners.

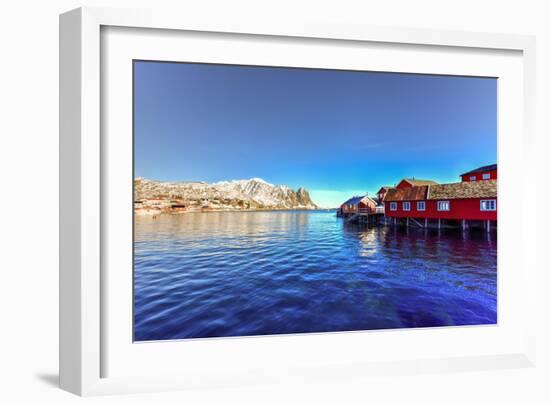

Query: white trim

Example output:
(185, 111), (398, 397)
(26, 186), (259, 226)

(403, 201), (411, 211)
(417, 201), (426, 211)
(437, 200), (451, 211)
(390, 202), (397, 211)
(481, 199), (497, 211)
(482, 173), (492, 180)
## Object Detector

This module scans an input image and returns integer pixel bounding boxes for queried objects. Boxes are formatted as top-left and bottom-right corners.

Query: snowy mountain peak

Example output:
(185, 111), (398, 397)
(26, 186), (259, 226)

(214, 177), (272, 186)
(249, 177), (270, 184)
(135, 177), (317, 210)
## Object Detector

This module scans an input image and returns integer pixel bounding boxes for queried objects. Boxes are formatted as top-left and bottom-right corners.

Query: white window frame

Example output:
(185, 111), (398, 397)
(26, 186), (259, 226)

(417, 201), (426, 211)
(437, 200), (450, 211)
(390, 202), (397, 211)
(482, 173), (491, 180)
(480, 199), (497, 211)
(403, 201), (411, 211)
(470, 176), (477, 181)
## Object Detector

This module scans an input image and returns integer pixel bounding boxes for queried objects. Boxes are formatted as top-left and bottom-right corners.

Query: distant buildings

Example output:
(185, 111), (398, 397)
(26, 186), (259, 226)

(340, 195), (378, 215)
(339, 164), (497, 231)
(134, 198), (187, 216)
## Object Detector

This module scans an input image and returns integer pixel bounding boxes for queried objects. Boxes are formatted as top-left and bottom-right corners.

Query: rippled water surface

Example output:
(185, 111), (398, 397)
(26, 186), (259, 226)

(134, 211), (497, 341)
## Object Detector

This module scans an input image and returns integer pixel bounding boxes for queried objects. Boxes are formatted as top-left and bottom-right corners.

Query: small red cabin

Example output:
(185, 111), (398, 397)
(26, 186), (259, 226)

(340, 195), (377, 215)
(460, 164), (497, 182)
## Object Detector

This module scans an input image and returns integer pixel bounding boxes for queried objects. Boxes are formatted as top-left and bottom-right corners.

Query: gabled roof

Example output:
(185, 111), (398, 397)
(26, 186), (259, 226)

(376, 186), (393, 194)
(427, 180), (497, 200)
(342, 196), (364, 206)
(399, 178), (438, 187)
(384, 186), (429, 201)
(363, 196), (378, 206)
(461, 164), (497, 176)
(341, 195), (377, 206)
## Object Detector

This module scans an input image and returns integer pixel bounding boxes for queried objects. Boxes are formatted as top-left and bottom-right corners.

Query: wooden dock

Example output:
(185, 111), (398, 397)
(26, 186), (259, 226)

(341, 214), (496, 232)
(342, 208), (385, 225)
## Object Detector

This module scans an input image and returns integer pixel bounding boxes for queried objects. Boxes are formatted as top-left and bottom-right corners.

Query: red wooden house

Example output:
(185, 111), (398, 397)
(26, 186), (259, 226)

(383, 185), (429, 219)
(384, 180), (497, 229)
(340, 195), (378, 215)
(426, 181), (497, 221)
(460, 164), (497, 182)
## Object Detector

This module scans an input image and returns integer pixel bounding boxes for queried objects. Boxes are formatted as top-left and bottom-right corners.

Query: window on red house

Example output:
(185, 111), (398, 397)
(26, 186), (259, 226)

(480, 199), (496, 211)
(437, 201), (450, 211)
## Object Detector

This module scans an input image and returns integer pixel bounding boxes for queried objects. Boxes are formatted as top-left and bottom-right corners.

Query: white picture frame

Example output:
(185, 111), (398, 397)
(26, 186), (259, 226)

(60, 6), (538, 396)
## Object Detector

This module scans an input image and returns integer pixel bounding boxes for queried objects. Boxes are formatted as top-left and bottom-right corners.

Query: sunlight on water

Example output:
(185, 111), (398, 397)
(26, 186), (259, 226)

(134, 211), (497, 341)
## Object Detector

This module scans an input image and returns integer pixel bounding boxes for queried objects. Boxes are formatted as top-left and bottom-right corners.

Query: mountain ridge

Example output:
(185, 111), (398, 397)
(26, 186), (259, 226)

(134, 177), (318, 211)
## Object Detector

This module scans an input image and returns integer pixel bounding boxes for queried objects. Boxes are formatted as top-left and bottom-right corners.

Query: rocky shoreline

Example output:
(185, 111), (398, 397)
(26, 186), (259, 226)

(135, 206), (319, 217)
(134, 177), (318, 216)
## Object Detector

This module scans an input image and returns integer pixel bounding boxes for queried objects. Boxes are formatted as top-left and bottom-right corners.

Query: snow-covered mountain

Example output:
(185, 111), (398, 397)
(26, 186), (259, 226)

(134, 177), (318, 210)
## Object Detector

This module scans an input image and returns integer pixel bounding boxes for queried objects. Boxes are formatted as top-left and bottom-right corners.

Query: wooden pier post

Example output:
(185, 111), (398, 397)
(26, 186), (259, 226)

(406, 217), (409, 227)
(462, 219), (466, 232)
(487, 220), (491, 233)
(424, 218), (428, 228)
(438, 219), (441, 230)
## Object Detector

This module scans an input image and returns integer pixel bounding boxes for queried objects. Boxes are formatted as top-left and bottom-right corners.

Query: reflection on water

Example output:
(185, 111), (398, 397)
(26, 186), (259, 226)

(134, 211), (497, 341)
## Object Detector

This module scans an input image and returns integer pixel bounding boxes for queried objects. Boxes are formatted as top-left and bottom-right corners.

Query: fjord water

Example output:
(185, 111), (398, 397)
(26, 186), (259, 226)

(134, 211), (497, 341)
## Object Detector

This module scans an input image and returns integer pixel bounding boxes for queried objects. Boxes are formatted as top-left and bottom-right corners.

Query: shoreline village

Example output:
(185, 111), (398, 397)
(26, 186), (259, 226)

(338, 164), (497, 232)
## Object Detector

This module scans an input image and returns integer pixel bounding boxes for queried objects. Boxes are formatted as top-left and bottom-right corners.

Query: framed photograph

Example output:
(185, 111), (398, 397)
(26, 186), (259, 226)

(60, 7), (537, 396)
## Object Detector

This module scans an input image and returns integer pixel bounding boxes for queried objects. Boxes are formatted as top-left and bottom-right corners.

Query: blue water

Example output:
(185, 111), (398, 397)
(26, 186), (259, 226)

(134, 210), (497, 341)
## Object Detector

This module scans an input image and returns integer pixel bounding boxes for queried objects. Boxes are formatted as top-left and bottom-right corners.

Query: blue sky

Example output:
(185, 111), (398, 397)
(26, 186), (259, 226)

(134, 61), (496, 208)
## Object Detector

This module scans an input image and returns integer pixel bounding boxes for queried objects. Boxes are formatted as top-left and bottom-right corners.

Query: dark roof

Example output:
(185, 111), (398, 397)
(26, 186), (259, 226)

(427, 180), (497, 200)
(461, 164), (497, 176)
(376, 186), (393, 194)
(399, 178), (438, 186)
(384, 186), (428, 201)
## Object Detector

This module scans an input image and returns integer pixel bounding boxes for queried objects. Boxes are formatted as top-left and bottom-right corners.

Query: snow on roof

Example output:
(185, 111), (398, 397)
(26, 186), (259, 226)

(341, 195), (376, 206)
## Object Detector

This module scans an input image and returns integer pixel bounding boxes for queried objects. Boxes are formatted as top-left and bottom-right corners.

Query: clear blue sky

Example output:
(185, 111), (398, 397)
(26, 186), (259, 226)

(134, 61), (496, 208)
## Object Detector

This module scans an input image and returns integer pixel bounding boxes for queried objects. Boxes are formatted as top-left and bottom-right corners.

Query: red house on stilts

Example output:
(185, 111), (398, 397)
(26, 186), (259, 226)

(383, 165), (497, 231)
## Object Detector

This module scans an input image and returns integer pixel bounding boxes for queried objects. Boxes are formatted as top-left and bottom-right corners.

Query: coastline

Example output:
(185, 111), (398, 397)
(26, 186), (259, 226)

(135, 207), (333, 216)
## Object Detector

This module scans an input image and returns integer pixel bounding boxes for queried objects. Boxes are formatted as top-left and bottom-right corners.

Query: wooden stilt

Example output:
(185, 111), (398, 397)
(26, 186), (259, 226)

(462, 219), (466, 231)
(406, 217), (409, 227)
(487, 220), (490, 233)
(424, 218), (428, 228)
(438, 219), (441, 230)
